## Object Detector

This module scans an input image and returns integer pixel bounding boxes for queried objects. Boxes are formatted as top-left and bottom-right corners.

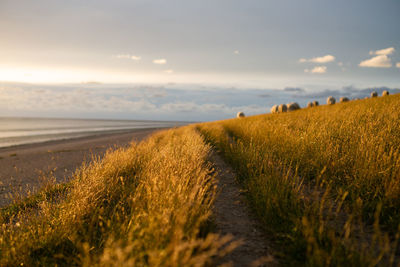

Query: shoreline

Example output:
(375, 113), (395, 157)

(0, 127), (167, 153)
(0, 127), (165, 207)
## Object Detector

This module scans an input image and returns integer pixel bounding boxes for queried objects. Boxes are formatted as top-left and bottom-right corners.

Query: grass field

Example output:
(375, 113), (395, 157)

(198, 94), (400, 266)
(0, 127), (235, 266)
(1, 94), (399, 266)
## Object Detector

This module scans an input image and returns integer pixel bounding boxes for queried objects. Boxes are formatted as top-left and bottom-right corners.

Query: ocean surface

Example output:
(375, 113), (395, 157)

(0, 117), (188, 148)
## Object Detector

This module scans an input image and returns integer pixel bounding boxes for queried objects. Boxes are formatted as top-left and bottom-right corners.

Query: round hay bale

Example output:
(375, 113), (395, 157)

(236, 111), (245, 118)
(307, 102), (314, 108)
(340, 97), (349, 103)
(382, 90), (389, 96)
(327, 96), (336, 105)
(371, 91), (378, 97)
(287, 102), (300, 112)
(278, 104), (287, 113)
(312, 101), (319, 106)
(270, 105), (279, 114)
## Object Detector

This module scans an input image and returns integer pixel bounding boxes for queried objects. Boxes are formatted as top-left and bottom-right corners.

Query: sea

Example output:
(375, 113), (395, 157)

(0, 117), (188, 148)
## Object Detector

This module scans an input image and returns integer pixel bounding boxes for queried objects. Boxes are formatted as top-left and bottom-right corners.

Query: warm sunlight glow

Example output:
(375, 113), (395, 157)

(0, 65), (175, 84)
(0, 67), (82, 83)
(0, 65), (300, 88)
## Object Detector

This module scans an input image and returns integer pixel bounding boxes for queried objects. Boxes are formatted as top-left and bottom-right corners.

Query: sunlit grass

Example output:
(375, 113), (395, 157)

(0, 127), (234, 266)
(197, 95), (400, 266)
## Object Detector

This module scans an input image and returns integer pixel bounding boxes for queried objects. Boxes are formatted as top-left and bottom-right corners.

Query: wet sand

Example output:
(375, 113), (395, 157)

(0, 128), (163, 207)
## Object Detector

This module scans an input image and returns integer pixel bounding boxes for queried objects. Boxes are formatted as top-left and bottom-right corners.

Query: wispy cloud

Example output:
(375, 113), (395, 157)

(396, 62), (400, 68)
(234, 50), (240, 55)
(359, 55), (392, 68)
(310, 55), (335, 63)
(114, 54), (141, 61)
(153, 59), (167, 65)
(299, 54), (335, 63)
(369, 47), (395, 56)
(164, 69), (174, 74)
(304, 66), (327, 74)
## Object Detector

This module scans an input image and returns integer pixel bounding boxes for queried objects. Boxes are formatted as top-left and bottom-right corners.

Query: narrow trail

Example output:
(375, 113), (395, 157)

(211, 152), (277, 267)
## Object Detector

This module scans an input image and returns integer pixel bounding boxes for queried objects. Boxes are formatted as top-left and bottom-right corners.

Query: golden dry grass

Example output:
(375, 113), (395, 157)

(0, 127), (235, 266)
(197, 94), (400, 266)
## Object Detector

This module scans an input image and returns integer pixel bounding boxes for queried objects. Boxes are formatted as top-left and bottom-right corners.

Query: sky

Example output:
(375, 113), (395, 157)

(0, 0), (399, 121)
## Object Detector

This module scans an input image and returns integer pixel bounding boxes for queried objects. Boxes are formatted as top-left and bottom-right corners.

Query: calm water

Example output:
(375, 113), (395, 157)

(0, 117), (187, 148)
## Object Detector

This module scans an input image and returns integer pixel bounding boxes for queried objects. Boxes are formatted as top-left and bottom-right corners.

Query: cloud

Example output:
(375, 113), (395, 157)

(234, 50), (240, 55)
(0, 83), (300, 120)
(359, 55), (392, 68)
(257, 94), (270, 98)
(153, 59), (167, 64)
(115, 54), (129, 59)
(159, 102), (266, 117)
(2, 82), (400, 121)
(396, 62), (400, 68)
(369, 47), (395, 56)
(299, 89), (341, 98)
(81, 81), (102, 85)
(310, 55), (335, 63)
(337, 62), (343, 67)
(311, 66), (327, 73)
(283, 87), (305, 92)
(305, 66), (327, 74)
(164, 69), (174, 74)
(115, 54), (141, 61)
(299, 54), (335, 63)
(297, 86), (400, 99)
(360, 47), (396, 68)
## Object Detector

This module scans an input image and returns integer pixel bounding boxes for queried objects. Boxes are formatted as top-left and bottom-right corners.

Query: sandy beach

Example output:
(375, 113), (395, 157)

(0, 128), (163, 207)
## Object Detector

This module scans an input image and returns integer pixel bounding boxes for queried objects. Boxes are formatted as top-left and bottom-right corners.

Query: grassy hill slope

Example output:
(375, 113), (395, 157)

(198, 94), (400, 266)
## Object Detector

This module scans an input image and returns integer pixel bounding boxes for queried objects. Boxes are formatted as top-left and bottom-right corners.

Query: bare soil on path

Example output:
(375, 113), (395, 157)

(211, 152), (277, 267)
(0, 128), (162, 207)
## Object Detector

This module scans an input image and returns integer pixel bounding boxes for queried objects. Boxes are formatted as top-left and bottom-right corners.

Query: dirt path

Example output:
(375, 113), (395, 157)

(211, 152), (277, 267)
